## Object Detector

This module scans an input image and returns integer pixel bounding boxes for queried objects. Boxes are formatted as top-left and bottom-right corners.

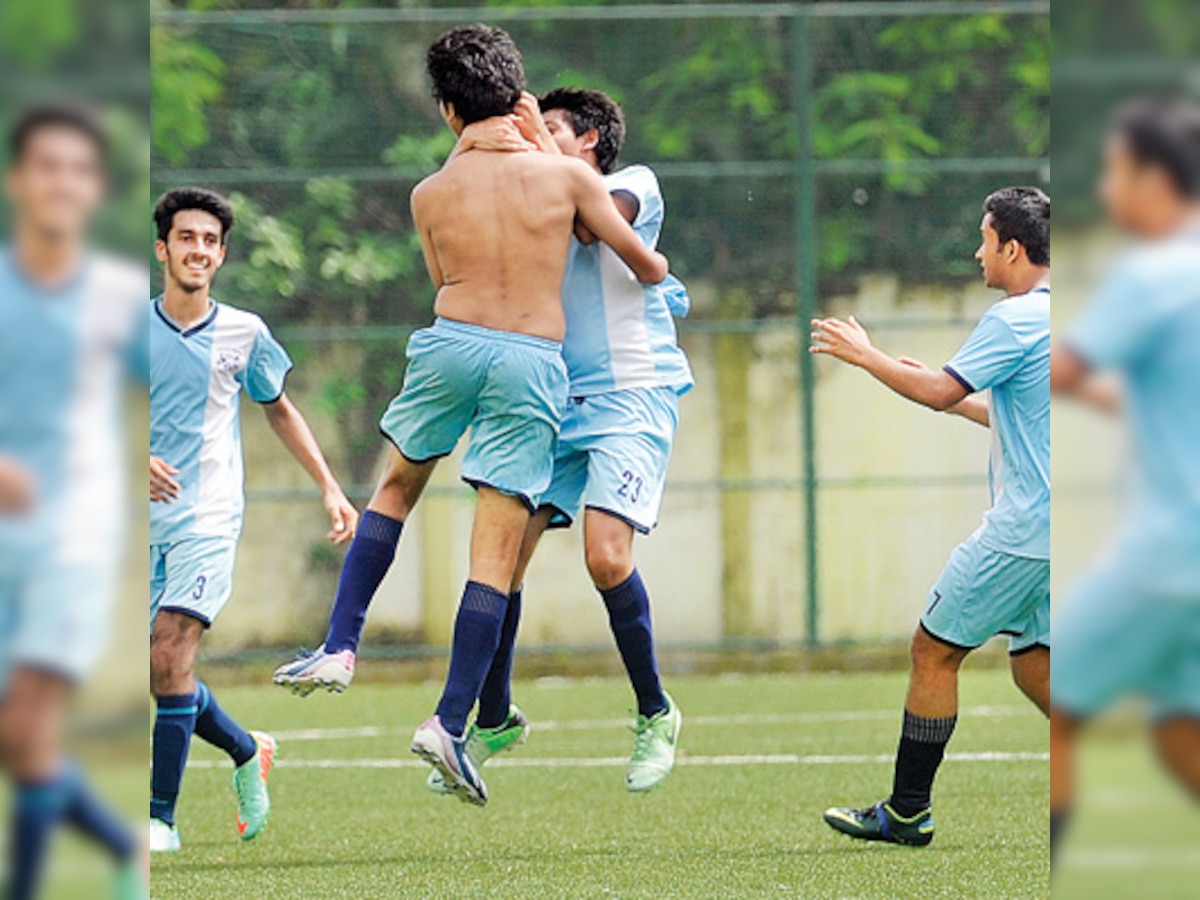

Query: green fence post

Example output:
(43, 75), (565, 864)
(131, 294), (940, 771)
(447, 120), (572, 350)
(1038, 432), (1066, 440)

(792, 9), (820, 649)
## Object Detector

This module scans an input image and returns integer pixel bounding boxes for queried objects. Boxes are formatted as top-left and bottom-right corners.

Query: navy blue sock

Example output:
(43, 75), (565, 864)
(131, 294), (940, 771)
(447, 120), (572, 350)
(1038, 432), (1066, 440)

(888, 710), (957, 817)
(151, 692), (198, 826)
(194, 680), (256, 767)
(601, 569), (667, 719)
(435, 582), (510, 737)
(476, 587), (522, 729)
(61, 762), (136, 862)
(324, 510), (403, 653)
(10, 774), (71, 900)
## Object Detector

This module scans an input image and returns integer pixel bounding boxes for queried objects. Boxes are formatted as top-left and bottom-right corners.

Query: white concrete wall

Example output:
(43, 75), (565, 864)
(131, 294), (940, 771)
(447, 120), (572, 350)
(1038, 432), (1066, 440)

(206, 272), (1062, 651)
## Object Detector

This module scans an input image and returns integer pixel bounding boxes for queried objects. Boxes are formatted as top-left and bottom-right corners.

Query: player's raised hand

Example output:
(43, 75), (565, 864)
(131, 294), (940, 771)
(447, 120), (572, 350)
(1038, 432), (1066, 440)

(456, 117), (535, 155)
(810, 315), (876, 366)
(0, 456), (36, 514)
(150, 455), (181, 504)
(513, 91), (559, 154)
(324, 488), (359, 545)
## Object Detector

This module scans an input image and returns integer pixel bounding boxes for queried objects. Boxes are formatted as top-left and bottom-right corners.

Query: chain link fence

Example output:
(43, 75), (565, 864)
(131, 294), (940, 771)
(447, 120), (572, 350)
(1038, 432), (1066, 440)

(150, 1), (1050, 654)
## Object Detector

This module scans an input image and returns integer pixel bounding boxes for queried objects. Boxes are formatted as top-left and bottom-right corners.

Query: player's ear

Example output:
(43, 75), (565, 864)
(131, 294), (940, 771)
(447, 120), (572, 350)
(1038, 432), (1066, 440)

(214, 243), (228, 267)
(154, 240), (168, 264)
(580, 128), (600, 154)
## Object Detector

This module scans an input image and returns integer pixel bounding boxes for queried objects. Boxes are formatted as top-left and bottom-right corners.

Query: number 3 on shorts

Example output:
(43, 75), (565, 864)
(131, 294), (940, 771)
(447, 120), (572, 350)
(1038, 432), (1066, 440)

(192, 574), (207, 600)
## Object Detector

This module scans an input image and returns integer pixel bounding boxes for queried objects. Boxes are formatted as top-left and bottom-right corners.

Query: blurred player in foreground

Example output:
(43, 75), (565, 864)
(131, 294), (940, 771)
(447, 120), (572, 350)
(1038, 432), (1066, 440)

(1050, 98), (1200, 858)
(149, 187), (358, 852)
(274, 25), (667, 807)
(0, 104), (146, 899)
(422, 87), (693, 795)
(813, 187), (1050, 845)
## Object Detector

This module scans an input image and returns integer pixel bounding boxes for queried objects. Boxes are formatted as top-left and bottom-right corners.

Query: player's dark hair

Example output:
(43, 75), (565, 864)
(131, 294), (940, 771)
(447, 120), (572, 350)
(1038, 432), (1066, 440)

(427, 24), (525, 126)
(154, 186), (235, 245)
(1109, 96), (1200, 198)
(540, 87), (626, 175)
(8, 102), (108, 164)
(982, 186), (1050, 267)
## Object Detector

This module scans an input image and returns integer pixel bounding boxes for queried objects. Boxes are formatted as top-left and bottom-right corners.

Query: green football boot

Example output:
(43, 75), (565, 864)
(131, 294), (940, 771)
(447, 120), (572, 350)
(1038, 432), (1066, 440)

(112, 858), (148, 900)
(233, 731), (276, 841)
(426, 705), (530, 795)
(626, 692), (682, 792)
(823, 801), (935, 846)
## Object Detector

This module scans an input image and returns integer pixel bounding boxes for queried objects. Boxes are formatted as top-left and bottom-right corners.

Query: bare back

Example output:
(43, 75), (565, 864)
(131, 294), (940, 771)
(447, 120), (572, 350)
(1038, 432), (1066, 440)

(412, 150), (584, 341)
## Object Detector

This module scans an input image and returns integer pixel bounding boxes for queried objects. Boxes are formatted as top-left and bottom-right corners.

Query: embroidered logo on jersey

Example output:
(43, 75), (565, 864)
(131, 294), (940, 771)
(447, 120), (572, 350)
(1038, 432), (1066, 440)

(215, 350), (245, 373)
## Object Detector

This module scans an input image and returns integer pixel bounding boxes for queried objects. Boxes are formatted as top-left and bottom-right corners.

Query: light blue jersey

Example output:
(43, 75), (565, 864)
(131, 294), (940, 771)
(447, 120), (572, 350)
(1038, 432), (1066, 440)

(0, 249), (147, 682)
(560, 165), (694, 397)
(943, 287), (1050, 560)
(0, 250), (146, 558)
(1053, 231), (1200, 719)
(1066, 230), (1200, 587)
(150, 297), (292, 545)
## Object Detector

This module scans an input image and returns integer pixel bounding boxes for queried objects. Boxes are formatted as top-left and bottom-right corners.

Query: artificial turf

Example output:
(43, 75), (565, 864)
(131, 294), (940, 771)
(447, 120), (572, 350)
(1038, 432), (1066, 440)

(150, 670), (1049, 898)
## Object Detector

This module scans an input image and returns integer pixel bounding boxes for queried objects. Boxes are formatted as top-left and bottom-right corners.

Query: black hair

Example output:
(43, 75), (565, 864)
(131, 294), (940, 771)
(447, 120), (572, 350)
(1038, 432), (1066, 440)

(1109, 97), (1200, 198)
(9, 102), (108, 164)
(983, 186), (1050, 267)
(154, 186), (235, 245)
(539, 87), (626, 175)
(427, 24), (525, 126)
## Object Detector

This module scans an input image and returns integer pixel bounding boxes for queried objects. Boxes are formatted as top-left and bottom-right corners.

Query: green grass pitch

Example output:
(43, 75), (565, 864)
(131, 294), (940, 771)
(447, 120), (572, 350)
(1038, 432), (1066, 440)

(151, 670), (1049, 898)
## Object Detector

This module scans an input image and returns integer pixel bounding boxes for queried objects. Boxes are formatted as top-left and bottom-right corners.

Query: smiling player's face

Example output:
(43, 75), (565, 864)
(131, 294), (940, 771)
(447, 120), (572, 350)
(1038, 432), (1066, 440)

(156, 209), (226, 294)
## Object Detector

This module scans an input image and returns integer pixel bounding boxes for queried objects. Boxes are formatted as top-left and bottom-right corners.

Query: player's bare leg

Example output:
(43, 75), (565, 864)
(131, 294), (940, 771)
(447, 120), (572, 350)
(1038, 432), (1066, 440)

(582, 510), (681, 791)
(0, 668), (140, 896)
(1010, 646), (1050, 717)
(149, 611), (201, 851)
(152, 611), (275, 848)
(1154, 717), (1200, 798)
(1049, 707), (1080, 861)
(825, 627), (968, 845)
(426, 508), (548, 797)
(274, 448), (436, 694)
(412, 488), (530, 806)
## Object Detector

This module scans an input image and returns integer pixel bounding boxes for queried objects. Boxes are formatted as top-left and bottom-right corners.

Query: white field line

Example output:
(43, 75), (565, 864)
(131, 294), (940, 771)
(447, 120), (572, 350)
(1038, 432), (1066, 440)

(264, 704), (1033, 743)
(1060, 848), (1200, 870)
(188, 750), (1047, 771)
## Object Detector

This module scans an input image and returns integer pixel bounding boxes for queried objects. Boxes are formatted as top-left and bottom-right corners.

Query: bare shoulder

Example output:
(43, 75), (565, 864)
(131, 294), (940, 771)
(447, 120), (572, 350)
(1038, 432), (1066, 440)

(531, 153), (599, 190)
(410, 170), (447, 218)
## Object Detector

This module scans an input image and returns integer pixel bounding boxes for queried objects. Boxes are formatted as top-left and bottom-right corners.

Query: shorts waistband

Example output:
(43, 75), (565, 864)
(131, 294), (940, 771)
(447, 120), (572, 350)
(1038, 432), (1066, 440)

(432, 317), (562, 353)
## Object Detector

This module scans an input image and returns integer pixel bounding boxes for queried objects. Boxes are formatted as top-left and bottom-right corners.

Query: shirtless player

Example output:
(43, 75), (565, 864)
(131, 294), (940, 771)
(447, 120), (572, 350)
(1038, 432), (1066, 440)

(275, 24), (666, 806)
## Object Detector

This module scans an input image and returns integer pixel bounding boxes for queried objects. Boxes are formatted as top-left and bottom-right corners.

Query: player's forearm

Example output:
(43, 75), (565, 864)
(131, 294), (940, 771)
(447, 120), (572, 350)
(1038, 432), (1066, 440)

(947, 396), (990, 427)
(859, 348), (966, 412)
(265, 401), (342, 494)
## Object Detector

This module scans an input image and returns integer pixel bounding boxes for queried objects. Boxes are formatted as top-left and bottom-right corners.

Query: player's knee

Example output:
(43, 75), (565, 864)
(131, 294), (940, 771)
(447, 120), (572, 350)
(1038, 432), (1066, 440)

(910, 627), (965, 672)
(585, 540), (633, 591)
(150, 634), (194, 695)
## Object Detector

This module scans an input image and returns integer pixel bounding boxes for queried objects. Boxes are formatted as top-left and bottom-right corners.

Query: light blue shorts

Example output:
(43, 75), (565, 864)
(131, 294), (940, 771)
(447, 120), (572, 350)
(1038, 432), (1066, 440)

(540, 387), (679, 534)
(150, 536), (238, 628)
(0, 552), (117, 689)
(1052, 555), (1200, 720)
(380, 318), (569, 511)
(921, 533), (1050, 654)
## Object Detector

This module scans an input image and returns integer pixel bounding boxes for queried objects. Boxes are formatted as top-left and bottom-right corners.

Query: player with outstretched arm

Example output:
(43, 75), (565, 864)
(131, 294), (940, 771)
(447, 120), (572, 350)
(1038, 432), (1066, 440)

(813, 187), (1050, 846)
